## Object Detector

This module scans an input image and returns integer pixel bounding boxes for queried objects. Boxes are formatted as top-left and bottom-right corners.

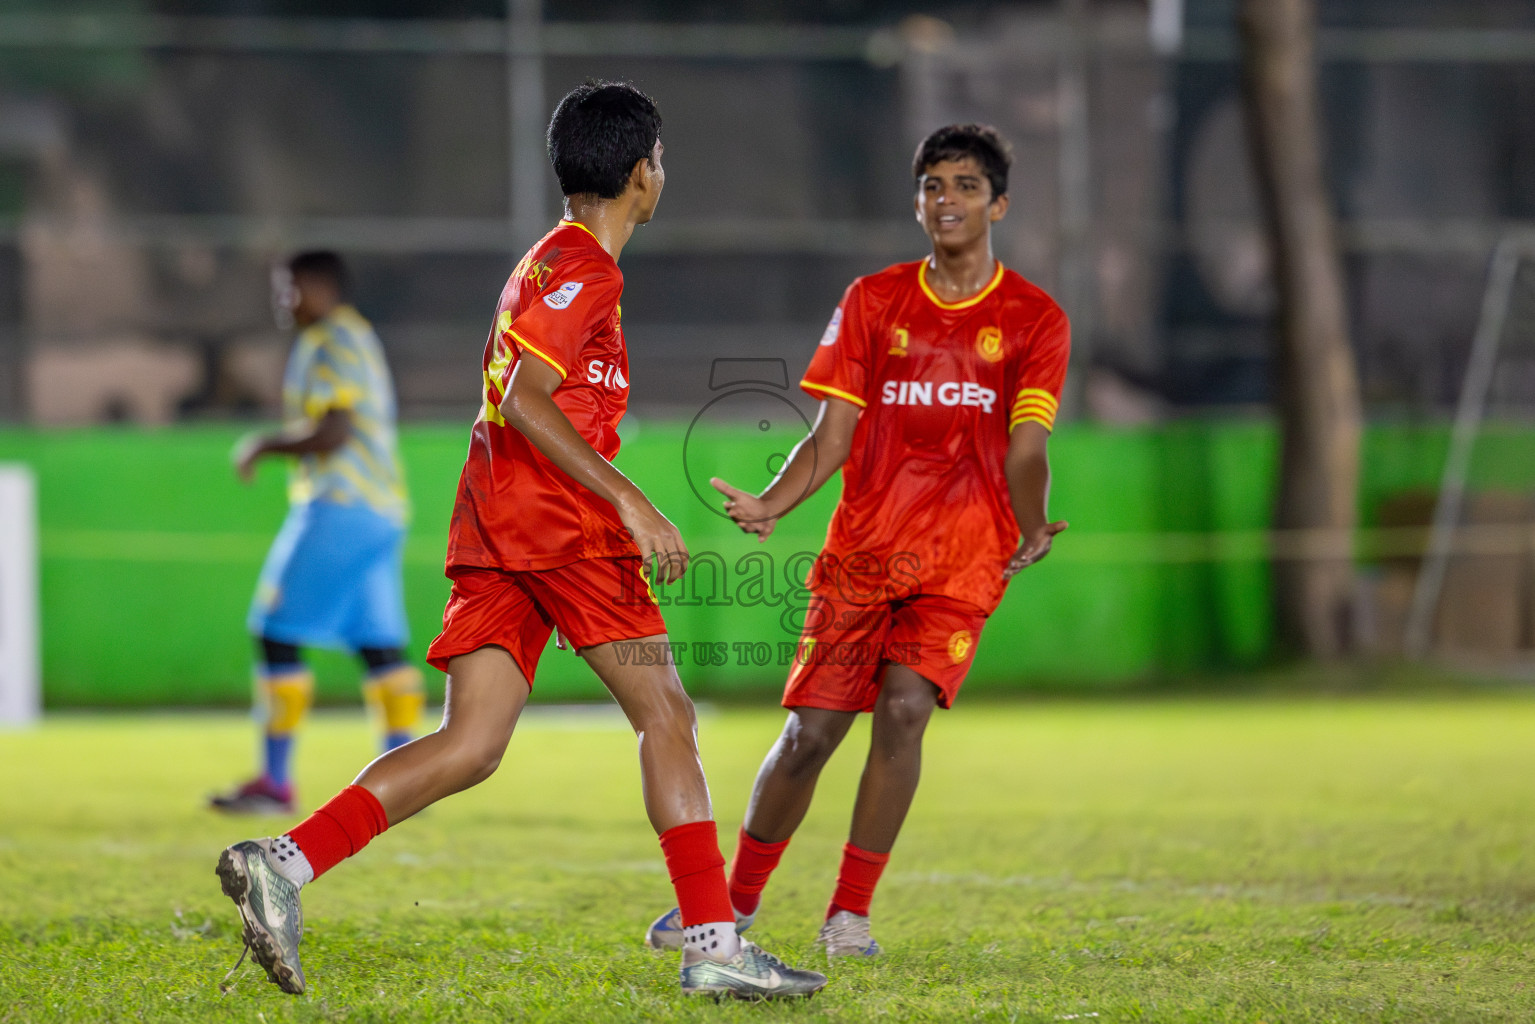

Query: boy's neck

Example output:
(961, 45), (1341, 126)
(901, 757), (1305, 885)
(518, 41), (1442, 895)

(925, 237), (997, 301)
(562, 196), (643, 262)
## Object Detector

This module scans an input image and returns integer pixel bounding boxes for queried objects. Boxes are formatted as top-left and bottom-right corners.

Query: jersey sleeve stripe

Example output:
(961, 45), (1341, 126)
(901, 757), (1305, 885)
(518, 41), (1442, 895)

(1013, 388), (1059, 410)
(801, 379), (868, 408)
(1009, 411), (1056, 431)
(507, 329), (569, 379)
(1012, 398), (1057, 416)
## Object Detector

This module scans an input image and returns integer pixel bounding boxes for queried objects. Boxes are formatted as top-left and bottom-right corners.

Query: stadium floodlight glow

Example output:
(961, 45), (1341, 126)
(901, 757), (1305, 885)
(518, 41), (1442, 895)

(0, 465), (39, 727)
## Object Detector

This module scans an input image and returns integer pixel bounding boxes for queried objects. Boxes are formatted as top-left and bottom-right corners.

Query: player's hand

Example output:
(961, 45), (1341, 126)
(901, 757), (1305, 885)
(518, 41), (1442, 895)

(711, 477), (780, 542)
(232, 435), (266, 484)
(1004, 520), (1068, 579)
(617, 496), (690, 584)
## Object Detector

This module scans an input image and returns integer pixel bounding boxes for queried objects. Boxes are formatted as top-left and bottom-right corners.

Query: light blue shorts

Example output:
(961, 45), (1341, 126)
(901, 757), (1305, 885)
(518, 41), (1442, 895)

(248, 500), (409, 651)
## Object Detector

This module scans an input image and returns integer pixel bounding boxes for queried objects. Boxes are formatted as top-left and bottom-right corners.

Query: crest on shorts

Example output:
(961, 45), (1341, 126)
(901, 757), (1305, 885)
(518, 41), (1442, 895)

(948, 629), (973, 664)
(975, 326), (1004, 363)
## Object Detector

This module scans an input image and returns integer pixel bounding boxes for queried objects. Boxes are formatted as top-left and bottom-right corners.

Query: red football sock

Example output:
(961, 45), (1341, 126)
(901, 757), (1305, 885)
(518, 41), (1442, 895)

(287, 784), (390, 881)
(727, 827), (790, 916)
(659, 820), (734, 926)
(827, 842), (890, 919)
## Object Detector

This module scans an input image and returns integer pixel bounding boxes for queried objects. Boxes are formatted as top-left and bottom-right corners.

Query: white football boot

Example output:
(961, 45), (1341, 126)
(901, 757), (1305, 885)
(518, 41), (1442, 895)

(816, 909), (881, 958)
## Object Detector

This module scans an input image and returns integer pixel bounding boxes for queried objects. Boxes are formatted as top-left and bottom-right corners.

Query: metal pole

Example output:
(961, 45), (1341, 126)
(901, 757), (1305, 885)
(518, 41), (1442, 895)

(1058, 0), (1094, 416)
(1149, 0), (1185, 56)
(507, 0), (545, 247)
(1403, 235), (1527, 656)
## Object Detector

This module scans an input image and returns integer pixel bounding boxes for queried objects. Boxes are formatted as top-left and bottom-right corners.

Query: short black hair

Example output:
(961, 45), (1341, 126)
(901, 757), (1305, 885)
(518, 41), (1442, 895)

(287, 250), (349, 297)
(912, 124), (1011, 200)
(547, 80), (663, 199)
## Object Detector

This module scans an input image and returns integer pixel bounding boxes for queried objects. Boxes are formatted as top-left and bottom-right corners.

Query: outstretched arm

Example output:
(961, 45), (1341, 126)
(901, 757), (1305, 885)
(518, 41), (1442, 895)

(711, 396), (860, 542)
(1003, 421), (1068, 579)
(233, 408), (352, 483)
(500, 355), (689, 582)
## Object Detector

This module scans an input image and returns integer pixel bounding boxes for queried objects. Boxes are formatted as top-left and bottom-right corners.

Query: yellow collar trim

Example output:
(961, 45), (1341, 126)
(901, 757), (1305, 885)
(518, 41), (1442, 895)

(918, 259), (1004, 310)
(559, 219), (602, 244)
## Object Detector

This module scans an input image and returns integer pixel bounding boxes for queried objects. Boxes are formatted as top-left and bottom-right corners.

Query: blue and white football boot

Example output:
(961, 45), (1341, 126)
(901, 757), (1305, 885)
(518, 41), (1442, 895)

(216, 838), (307, 994)
(816, 910), (881, 958)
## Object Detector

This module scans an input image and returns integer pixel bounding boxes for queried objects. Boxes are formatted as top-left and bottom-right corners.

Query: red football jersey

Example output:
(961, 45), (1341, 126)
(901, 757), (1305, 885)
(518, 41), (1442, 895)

(445, 221), (639, 572)
(800, 259), (1070, 613)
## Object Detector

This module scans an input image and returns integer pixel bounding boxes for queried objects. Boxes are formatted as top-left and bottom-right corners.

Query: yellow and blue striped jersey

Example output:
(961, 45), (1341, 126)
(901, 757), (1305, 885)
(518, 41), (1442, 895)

(281, 305), (408, 525)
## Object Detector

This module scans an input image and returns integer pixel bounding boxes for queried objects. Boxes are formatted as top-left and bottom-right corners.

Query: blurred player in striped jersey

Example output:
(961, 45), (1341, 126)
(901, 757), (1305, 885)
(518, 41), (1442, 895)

(647, 124), (1070, 958)
(209, 251), (423, 815)
(213, 82), (826, 1001)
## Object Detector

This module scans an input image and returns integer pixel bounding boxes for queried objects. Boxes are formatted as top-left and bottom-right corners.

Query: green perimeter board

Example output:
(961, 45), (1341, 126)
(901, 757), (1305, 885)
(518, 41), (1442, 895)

(0, 421), (1531, 707)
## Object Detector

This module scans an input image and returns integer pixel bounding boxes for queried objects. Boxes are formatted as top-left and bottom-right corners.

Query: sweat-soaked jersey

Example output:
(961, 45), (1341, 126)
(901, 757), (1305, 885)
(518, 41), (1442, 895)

(800, 258), (1070, 614)
(444, 220), (639, 572)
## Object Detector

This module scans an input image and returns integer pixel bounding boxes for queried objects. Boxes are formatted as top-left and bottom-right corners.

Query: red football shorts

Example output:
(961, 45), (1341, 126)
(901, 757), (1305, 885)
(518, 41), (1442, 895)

(425, 556), (667, 684)
(781, 590), (988, 712)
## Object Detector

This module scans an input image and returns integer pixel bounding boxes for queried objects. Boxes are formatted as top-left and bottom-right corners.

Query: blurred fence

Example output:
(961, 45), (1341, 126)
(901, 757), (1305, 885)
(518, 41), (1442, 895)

(3, 4), (1535, 424)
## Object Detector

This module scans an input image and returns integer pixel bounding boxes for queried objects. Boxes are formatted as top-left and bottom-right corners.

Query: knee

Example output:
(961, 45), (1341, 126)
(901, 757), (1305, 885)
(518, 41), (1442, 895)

(775, 720), (840, 776)
(459, 745), (504, 787)
(875, 687), (936, 743)
(631, 678), (699, 743)
(440, 728), (506, 787)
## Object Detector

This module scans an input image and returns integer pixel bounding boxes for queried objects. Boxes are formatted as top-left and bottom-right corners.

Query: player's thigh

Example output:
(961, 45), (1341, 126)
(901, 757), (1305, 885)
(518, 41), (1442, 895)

(426, 568), (555, 685)
(522, 557), (685, 724)
(885, 595), (988, 709)
(439, 645), (532, 750)
(781, 590), (895, 714)
(581, 632), (697, 735)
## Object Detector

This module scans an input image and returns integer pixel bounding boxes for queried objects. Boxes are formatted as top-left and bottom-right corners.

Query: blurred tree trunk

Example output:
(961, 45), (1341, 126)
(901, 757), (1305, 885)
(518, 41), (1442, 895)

(1239, 0), (1362, 658)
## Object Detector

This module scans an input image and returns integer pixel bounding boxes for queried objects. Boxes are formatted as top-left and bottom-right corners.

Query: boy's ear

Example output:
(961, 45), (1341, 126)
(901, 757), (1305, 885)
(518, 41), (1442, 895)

(629, 156), (651, 191)
(989, 192), (1010, 223)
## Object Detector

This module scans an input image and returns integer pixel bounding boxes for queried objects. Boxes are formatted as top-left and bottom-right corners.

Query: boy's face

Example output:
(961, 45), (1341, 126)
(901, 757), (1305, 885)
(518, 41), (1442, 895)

(633, 138), (666, 224)
(914, 156), (1008, 248)
(270, 267), (334, 330)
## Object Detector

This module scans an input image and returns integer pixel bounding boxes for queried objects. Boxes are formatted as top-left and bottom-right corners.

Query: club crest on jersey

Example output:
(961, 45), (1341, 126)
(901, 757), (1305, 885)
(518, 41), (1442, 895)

(976, 326), (1004, 362)
(819, 308), (842, 347)
(543, 281), (584, 310)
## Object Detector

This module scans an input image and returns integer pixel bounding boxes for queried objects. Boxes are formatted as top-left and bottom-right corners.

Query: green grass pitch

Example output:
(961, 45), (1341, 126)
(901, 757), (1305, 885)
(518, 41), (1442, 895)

(2, 695), (1533, 1022)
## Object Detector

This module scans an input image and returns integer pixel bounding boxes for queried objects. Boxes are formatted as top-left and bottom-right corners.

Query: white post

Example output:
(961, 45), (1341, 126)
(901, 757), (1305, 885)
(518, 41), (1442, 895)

(0, 464), (39, 726)
(1058, 0), (1095, 416)
(1150, 0), (1185, 55)
(508, 0), (546, 247)
(1403, 236), (1529, 657)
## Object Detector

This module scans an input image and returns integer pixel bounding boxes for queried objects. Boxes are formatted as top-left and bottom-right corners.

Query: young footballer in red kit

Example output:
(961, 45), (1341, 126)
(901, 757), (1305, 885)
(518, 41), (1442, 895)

(214, 81), (826, 1001)
(647, 124), (1070, 958)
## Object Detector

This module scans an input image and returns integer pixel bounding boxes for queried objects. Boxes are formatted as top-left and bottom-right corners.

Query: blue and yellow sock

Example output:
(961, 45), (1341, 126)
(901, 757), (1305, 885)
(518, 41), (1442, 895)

(259, 667), (314, 787)
(363, 664), (424, 752)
